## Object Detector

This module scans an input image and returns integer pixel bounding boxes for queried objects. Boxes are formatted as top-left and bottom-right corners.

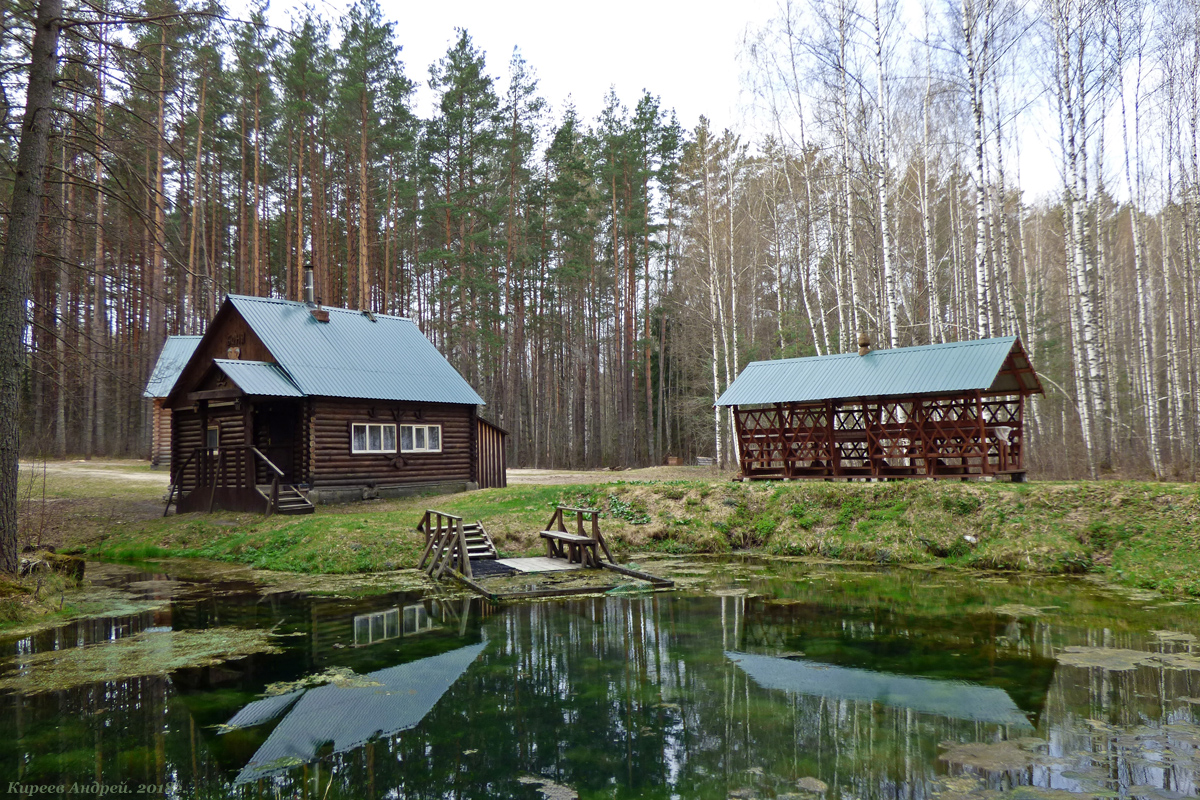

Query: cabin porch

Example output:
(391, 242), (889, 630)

(166, 396), (313, 515)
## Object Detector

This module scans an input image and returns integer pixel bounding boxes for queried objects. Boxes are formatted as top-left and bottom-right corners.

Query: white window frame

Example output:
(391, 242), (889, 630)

(400, 424), (442, 453)
(351, 422), (397, 454)
(353, 607), (400, 646)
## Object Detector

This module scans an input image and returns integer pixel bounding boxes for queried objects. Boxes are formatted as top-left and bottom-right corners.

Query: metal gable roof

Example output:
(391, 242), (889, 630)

(213, 359), (303, 397)
(143, 335), (203, 398)
(227, 295), (485, 405)
(716, 337), (1034, 406)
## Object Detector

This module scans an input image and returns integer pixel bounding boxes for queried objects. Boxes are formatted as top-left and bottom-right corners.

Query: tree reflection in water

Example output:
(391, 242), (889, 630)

(0, 563), (1197, 799)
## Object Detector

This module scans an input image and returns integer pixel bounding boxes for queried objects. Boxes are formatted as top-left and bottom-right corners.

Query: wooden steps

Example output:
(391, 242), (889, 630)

(418, 510), (499, 580)
(256, 483), (315, 515)
(429, 521), (497, 561)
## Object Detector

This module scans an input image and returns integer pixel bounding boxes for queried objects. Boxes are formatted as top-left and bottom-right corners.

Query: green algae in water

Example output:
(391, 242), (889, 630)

(1057, 645), (1200, 671)
(0, 627), (282, 694)
(4, 556), (1200, 799)
(937, 739), (1047, 772)
(992, 603), (1048, 618)
(260, 666), (383, 697)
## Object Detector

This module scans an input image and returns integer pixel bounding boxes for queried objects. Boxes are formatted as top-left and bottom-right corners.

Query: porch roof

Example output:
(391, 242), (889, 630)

(213, 359), (303, 397)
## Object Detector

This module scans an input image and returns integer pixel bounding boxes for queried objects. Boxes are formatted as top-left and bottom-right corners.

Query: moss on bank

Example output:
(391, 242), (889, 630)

(0, 571), (95, 634)
(75, 479), (1200, 597)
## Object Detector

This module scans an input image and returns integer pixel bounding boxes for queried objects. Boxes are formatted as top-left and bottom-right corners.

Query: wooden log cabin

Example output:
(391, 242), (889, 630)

(716, 337), (1043, 482)
(163, 279), (506, 515)
(143, 335), (202, 467)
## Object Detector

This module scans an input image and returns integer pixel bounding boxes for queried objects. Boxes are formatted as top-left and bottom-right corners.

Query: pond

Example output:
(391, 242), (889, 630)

(1, 558), (1199, 799)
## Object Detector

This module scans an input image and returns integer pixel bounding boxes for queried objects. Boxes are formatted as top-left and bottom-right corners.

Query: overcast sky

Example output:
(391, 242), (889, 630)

(258, 0), (777, 133)
(251, 0), (1063, 199)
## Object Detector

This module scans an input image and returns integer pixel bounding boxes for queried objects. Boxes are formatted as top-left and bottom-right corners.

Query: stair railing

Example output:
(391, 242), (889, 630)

(418, 510), (472, 578)
(250, 446), (285, 515)
(163, 447), (200, 516)
(164, 445), (296, 516)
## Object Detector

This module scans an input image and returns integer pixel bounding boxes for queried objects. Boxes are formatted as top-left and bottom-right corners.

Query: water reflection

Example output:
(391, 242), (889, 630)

(0, 561), (1197, 800)
(725, 651), (1034, 727)
(228, 639), (488, 783)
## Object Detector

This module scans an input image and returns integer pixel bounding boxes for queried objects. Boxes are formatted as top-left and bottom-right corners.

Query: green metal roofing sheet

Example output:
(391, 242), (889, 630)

(213, 359), (303, 397)
(143, 335), (202, 398)
(227, 295), (485, 405)
(716, 337), (1034, 406)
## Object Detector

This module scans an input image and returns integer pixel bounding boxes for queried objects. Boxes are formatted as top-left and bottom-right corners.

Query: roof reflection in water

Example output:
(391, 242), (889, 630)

(226, 640), (488, 783)
(727, 650), (1033, 728)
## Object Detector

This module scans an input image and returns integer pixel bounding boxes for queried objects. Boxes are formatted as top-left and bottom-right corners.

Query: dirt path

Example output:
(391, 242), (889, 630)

(19, 460), (169, 485)
(21, 461), (728, 488)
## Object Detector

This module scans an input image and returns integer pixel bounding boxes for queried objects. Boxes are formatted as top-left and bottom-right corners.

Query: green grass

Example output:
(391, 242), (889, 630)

(54, 474), (1200, 598)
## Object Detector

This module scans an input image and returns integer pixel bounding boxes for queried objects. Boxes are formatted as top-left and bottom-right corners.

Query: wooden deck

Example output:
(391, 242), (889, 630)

(425, 505), (674, 601)
(494, 557), (585, 574)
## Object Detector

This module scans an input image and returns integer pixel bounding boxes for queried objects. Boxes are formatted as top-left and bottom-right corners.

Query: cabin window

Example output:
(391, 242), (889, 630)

(400, 424), (441, 453)
(353, 607), (400, 646)
(351, 423), (397, 454)
(206, 424), (219, 450)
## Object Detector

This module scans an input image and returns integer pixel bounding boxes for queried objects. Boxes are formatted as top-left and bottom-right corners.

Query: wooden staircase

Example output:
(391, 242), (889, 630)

(457, 521), (498, 560)
(418, 510), (498, 579)
(256, 484), (315, 515)
(425, 520), (498, 563)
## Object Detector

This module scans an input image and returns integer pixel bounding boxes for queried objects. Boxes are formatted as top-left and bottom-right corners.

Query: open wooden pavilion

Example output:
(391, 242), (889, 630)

(715, 337), (1043, 482)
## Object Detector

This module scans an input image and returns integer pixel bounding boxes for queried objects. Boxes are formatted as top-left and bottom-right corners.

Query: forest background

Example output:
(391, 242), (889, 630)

(3, 0), (1199, 482)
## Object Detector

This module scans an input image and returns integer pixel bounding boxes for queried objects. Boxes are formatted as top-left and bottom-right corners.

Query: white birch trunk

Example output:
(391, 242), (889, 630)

(874, 0), (898, 347)
(963, 0), (991, 338)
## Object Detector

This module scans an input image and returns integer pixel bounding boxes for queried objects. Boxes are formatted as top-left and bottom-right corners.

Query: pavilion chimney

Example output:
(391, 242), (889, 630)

(858, 333), (872, 356)
(303, 264), (315, 306)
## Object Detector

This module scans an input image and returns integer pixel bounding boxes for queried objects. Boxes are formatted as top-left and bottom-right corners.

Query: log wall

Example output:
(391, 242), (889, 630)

(170, 402), (252, 496)
(150, 400), (171, 467)
(308, 399), (473, 489)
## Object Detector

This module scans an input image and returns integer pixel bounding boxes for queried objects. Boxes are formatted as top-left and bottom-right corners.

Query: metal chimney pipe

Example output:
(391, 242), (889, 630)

(303, 264), (315, 306)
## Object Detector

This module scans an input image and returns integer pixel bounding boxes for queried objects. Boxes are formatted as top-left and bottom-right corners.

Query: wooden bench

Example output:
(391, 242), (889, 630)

(540, 530), (600, 567)
(540, 505), (613, 568)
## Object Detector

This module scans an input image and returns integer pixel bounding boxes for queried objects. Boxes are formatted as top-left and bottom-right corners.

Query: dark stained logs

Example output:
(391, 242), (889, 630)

(307, 399), (473, 488)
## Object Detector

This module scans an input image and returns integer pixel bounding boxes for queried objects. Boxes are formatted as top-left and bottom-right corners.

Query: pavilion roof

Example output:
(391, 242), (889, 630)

(715, 336), (1042, 406)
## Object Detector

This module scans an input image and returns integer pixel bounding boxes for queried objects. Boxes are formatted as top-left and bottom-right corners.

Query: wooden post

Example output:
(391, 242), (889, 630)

(458, 518), (472, 578)
(976, 391), (987, 475)
(208, 450), (225, 513)
(592, 510), (613, 563)
(418, 511), (439, 570)
(827, 400), (841, 477)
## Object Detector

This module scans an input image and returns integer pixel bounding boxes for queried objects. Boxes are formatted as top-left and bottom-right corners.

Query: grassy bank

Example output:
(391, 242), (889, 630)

(0, 571), (87, 633)
(71, 478), (1200, 596)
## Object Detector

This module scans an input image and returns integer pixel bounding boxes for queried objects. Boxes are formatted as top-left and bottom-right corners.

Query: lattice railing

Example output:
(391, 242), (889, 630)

(733, 395), (1025, 480)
